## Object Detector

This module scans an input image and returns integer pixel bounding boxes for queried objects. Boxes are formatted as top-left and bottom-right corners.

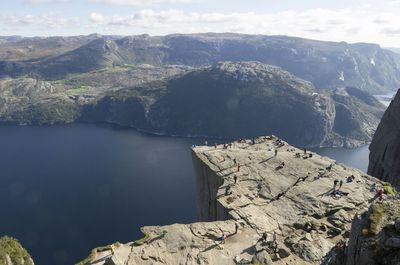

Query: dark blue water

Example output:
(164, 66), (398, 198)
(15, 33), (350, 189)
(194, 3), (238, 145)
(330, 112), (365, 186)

(312, 145), (369, 172)
(0, 124), (370, 265)
(0, 124), (206, 265)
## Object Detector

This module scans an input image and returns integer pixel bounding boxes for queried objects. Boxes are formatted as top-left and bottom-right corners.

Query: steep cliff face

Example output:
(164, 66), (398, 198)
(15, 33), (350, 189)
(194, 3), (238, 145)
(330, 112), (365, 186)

(0, 236), (34, 265)
(326, 87), (386, 148)
(345, 197), (400, 265)
(77, 137), (386, 265)
(368, 89), (400, 187)
(191, 151), (228, 221)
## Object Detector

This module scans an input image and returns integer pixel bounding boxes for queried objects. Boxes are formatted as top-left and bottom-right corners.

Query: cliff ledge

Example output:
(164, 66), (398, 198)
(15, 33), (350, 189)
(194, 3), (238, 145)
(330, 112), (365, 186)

(79, 136), (387, 265)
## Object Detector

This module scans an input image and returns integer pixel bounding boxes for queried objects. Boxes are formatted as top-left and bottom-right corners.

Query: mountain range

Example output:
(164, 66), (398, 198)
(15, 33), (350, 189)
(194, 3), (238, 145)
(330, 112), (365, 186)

(0, 33), (396, 147)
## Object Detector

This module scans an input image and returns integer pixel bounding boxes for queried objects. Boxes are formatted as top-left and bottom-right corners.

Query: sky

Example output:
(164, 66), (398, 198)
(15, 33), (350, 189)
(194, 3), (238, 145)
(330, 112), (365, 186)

(1, 0), (400, 47)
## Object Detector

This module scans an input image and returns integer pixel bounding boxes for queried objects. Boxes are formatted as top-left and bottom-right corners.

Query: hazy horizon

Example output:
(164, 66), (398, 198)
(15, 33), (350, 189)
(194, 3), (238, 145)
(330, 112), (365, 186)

(1, 0), (400, 47)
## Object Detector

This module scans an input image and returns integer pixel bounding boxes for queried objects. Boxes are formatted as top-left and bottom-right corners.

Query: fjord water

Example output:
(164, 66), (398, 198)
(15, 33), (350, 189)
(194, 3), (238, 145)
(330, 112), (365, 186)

(0, 124), (369, 265)
(312, 145), (369, 172)
(0, 124), (202, 265)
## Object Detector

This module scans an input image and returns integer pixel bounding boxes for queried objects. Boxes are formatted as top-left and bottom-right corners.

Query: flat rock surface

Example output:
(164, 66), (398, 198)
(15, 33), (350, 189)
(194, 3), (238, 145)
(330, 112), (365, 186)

(82, 136), (382, 265)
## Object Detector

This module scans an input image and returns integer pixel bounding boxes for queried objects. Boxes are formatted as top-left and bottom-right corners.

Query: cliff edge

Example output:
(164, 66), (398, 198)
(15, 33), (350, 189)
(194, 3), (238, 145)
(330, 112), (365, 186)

(78, 136), (387, 265)
(368, 89), (400, 187)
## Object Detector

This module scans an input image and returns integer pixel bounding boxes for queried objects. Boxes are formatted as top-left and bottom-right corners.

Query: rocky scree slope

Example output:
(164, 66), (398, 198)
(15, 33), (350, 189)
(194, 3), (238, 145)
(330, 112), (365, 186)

(1, 33), (400, 93)
(368, 88), (400, 187)
(77, 136), (385, 265)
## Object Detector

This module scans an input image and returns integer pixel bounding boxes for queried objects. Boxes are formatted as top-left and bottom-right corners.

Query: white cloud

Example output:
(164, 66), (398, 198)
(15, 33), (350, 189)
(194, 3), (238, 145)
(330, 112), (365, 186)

(90, 12), (105, 23)
(83, 8), (400, 46)
(24, 0), (68, 4)
(2, 6), (400, 47)
(89, 0), (196, 6)
(2, 13), (78, 29)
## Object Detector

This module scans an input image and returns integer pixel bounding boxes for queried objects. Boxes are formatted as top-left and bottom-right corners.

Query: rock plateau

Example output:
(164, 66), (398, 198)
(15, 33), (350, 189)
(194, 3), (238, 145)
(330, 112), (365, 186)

(78, 136), (388, 265)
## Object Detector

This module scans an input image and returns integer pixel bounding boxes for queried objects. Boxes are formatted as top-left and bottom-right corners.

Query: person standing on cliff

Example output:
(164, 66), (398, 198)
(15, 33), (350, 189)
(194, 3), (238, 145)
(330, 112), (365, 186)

(274, 149), (278, 156)
(333, 179), (339, 191)
(237, 165), (240, 172)
(234, 175), (238, 184)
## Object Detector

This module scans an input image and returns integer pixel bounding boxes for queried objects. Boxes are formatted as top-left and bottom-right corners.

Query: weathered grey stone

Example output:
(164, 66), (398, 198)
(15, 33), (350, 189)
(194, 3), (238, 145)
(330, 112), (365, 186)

(253, 251), (273, 265)
(385, 237), (400, 248)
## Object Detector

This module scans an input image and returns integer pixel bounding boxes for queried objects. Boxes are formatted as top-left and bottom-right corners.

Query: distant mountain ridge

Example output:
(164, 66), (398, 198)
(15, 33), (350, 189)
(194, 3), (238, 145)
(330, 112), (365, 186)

(1, 33), (400, 93)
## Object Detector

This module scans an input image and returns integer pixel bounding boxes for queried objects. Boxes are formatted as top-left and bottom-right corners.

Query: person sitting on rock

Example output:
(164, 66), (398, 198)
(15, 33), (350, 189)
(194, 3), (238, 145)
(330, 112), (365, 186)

(225, 186), (232, 196)
(378, 188), (385, 201)
(326, 163), (333, 171)
(260, 232), (268, 242)
(221, 233), (227, 244)
(276, 161), (285, 170)
(347, 175), (355, 183)
(335, 240), (345, 250)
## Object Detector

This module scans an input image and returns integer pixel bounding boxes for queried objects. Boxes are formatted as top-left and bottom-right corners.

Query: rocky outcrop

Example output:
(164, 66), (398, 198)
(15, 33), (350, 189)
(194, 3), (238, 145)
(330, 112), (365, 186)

(0, 62), (385, 147)
(0, 236), (34, 265)
(345, 197), (400, 265)
(0, 77), (79, 124)
(78, 136), (384, 265)
(97, 62), (385, 147)
(368, 89), (400, 187)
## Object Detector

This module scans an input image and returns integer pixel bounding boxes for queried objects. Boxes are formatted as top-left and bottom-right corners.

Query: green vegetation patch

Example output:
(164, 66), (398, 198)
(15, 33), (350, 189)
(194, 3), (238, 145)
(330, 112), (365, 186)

(133, 228), (152, 246)
(0, 236), (33, 265)
(368, 203), (390, 236)
(67, 85), (94, 95)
